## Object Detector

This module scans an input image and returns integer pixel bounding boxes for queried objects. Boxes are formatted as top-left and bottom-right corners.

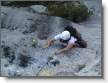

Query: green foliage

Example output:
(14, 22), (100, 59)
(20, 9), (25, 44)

(47, 4), (67, 17)
(2, 1), (93, 22)
(47, 3), (93, 22)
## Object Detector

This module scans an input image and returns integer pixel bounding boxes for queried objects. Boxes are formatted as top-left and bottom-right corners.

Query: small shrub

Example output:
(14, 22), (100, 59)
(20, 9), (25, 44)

(47, 2), (93, 22)
(67, 4), (93, 22)
(47, 4), (67, 17)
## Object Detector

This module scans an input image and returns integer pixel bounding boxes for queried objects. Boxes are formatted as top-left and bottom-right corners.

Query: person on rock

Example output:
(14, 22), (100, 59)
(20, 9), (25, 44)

(44, 26), (87, 55)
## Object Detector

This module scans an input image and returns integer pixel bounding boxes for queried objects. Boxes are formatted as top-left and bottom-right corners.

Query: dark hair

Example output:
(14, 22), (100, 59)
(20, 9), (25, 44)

(64, 26), (81, 40)
(64, 25), (87, 48)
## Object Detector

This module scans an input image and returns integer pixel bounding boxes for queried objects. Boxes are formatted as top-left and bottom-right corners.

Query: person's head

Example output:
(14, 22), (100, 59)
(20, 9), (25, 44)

(64, 25), (77, 36)
(64, 25), (82, 40)
(60, 31), (71, 40)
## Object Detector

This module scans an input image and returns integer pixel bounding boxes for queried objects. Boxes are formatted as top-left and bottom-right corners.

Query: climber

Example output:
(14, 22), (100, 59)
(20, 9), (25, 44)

(44, 26), (87, 55)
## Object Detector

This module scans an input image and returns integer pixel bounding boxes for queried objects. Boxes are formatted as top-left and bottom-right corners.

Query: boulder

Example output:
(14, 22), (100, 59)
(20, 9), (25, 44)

(29, 5), (47, 13)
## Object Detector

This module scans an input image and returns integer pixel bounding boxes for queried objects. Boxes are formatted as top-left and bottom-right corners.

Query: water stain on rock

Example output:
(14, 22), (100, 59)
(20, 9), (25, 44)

(37, 23), (50, 40)
(18, 54), (32, 68)
(3, 46), (15, 63)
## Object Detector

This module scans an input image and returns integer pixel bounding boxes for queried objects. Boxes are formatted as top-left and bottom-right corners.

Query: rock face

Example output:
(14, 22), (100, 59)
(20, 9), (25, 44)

(1, 1), (101, 77)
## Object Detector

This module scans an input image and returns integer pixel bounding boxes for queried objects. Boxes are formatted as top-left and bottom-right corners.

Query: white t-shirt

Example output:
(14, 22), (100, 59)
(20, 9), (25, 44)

(54, 34), (77, 44)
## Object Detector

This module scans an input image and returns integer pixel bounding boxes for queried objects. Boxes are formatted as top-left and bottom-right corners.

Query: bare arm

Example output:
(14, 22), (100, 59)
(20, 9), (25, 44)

(44, 39), (55, 48)
(56, 43), (74, 54)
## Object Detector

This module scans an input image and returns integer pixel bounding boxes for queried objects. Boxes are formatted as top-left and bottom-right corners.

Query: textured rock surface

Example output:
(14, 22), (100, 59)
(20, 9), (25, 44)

(1, 0), (102, 77)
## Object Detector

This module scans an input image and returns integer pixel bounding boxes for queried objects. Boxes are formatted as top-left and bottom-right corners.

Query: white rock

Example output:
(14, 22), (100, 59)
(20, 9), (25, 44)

(30, 5), (47, 13)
